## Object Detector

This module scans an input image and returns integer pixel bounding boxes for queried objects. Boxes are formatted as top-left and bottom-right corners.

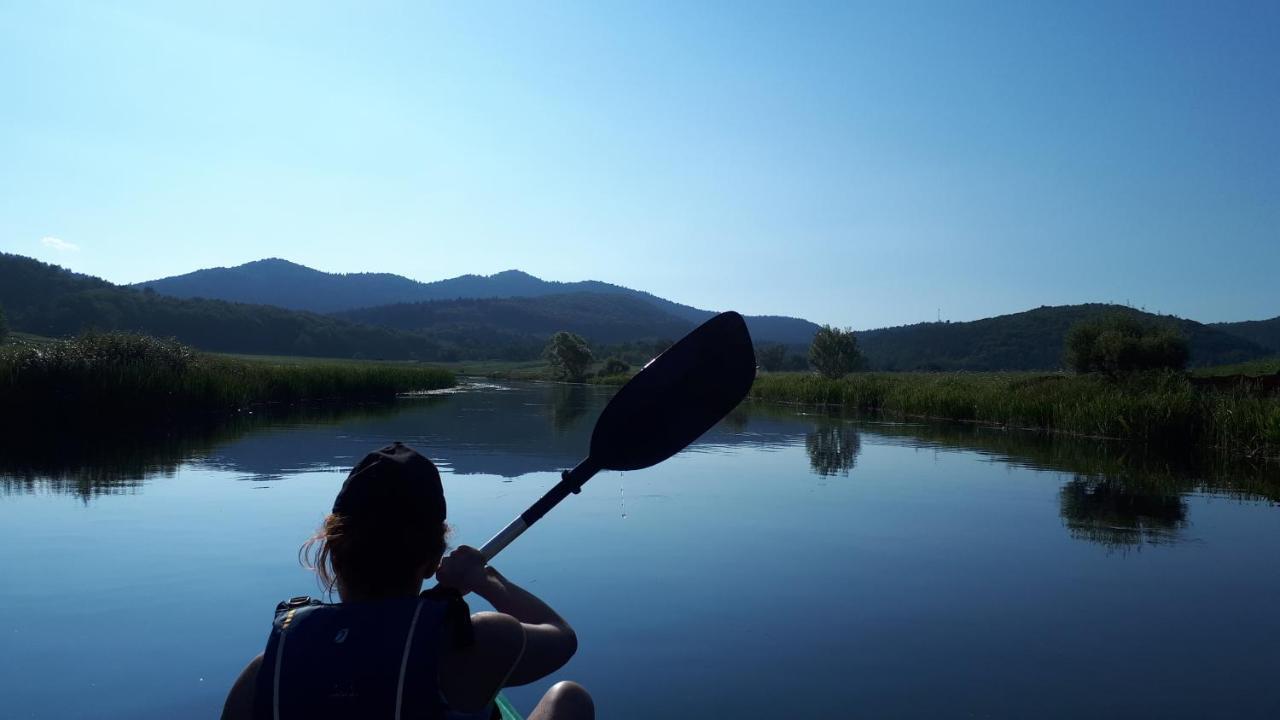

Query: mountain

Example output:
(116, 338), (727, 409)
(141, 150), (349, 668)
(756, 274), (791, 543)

(1211, 316), (1280, 353)
(135, 259), (821, 346)
(13, 253), (1272, 369)
(0, 254), (445, 359)
(857, 304), (1271, 371)
(337, 293), (696, 346)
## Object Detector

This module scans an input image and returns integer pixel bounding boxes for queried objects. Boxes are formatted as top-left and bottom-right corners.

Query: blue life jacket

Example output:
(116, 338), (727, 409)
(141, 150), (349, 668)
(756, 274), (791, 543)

(251, 589), (477, 720)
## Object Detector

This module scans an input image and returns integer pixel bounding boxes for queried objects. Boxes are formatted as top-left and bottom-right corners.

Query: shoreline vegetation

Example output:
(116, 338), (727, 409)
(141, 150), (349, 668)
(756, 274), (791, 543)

(3, 331), (1277, 461)
(749, 371), (1280, 461)
(0, 334), (455, 427)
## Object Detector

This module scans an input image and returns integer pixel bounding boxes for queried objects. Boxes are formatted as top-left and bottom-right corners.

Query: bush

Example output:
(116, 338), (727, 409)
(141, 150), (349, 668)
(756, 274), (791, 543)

(756, 343), (788, 372)
(809, 325), (865, 379)
(599, 357), (631, 376)
(1065, 313), (1189, 376)
(544, 331), (593, 382)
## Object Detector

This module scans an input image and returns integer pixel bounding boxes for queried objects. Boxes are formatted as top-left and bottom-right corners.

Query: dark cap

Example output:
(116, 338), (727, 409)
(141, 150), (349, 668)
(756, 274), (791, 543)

(332, 442), (446, 525)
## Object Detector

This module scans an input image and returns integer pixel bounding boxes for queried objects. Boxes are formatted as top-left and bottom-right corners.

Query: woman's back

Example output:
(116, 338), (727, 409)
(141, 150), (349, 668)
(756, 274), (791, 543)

(220, 443), (592, 720)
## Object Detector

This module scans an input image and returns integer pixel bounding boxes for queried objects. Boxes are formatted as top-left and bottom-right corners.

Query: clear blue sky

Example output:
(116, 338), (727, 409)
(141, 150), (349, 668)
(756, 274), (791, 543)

(2, 1), (1276, 328)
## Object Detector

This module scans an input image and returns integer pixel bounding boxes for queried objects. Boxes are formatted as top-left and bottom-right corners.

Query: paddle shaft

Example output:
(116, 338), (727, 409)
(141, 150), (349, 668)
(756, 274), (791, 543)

(479, 457), (600, 560)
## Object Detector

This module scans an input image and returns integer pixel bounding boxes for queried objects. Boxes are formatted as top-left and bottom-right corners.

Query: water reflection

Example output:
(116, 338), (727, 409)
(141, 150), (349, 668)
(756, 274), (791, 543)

(1059, 475), (1189, 549)
(548, 384), (591, 431)
(0, 403), (405, 500)
(3, 381), (1277, 553)
(805, 425), (861, 476)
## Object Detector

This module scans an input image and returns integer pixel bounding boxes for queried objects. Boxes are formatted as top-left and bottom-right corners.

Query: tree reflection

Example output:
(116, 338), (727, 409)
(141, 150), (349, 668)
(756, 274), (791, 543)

(1058, 474), (1189, 550)
(805, 425), (861, 476)
(547, 384), (590, 431)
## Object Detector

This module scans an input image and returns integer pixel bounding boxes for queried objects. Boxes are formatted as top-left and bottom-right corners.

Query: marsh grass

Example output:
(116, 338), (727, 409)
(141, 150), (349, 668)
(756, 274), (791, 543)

(0, 333), (455, 425)
(751, 371), (1280, 459)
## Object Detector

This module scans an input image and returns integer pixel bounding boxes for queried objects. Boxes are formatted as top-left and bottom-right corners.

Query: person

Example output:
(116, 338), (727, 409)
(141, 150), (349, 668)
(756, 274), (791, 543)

(221, 442), (594, 720)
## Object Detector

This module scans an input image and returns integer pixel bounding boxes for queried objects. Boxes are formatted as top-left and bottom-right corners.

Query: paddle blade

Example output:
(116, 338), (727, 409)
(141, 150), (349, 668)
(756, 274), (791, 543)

(589, 311), (757, 471)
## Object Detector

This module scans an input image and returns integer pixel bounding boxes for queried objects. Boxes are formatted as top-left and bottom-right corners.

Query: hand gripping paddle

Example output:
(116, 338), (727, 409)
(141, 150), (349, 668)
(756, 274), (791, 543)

(479, 311), (757, 560)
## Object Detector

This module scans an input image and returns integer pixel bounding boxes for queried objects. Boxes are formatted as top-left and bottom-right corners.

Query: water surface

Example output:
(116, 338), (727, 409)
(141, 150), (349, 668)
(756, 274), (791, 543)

(2, 381), (1278, 718)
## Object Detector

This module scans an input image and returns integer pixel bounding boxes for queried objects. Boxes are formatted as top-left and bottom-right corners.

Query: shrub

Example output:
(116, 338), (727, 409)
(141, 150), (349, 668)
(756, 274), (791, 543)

(1065, 313), (1189, 376)
(756, 343), (788, 372)
(599, 357), (631, 376)
(809, 325), (865, 379)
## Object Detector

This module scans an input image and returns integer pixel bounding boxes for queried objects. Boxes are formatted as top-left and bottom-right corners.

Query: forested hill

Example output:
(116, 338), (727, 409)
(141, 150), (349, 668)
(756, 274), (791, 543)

(8, 253), (1273, 369)
(1211, 316), (1280, 353)
(857, 304), (1272, 371)
(0, 254), (445, 359)
(135, 259), (820, 345)
(336, 293), (696, 345)
(0, 254), (724, 361)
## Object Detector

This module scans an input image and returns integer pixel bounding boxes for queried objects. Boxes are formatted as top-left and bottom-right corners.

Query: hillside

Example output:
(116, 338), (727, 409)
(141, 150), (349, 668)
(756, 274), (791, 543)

(1212, 316), (1280, 353)
(337, 293), (695, 346)
(857, 304), (1271, 371)
(0, 254), (444, 359)
(135, 259), (820, 345)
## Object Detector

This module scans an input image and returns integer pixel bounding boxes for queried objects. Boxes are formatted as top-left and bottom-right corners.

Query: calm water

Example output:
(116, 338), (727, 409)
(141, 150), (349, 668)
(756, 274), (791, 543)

(2, 381), (1279, 719)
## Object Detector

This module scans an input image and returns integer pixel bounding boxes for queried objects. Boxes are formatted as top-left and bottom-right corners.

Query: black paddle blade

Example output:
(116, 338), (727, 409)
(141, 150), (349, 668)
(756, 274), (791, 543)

(589, 311), (757, 471)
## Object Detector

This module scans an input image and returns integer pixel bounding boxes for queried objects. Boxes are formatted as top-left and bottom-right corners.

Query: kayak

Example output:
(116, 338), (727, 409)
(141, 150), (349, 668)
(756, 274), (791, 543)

(495, 693), (523, 720)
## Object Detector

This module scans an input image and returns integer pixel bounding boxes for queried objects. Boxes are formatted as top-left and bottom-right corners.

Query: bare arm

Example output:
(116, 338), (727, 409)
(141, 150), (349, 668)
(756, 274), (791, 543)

(220, 654), (262, 720)
(437, 546), (578, 687)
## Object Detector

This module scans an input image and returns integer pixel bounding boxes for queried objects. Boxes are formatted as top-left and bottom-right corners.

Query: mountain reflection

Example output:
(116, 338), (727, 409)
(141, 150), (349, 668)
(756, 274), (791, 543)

(3, 381), (1277, 553)
(0, 403), (405, 500)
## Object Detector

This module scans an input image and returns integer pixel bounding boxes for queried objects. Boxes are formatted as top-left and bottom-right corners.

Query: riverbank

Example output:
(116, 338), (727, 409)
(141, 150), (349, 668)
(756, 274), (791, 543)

(0, 334), (455, 426)
(750, 371), (1280, 459)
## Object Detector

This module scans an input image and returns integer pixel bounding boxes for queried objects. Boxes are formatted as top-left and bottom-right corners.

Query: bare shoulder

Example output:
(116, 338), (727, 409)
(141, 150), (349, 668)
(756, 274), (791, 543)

(471, 610), (524, 648)
(439, 612), (525, 714)
(220, 654), (263, 720)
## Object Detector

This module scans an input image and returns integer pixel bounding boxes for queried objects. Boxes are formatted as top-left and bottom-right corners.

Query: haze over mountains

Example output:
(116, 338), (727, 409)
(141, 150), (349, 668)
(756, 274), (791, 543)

(1, 253), (1276, 370)
(136, 259), (820, 346)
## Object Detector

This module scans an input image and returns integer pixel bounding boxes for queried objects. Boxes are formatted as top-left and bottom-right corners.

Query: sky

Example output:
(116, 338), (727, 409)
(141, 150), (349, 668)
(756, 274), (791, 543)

(2, 1), (1277, 329)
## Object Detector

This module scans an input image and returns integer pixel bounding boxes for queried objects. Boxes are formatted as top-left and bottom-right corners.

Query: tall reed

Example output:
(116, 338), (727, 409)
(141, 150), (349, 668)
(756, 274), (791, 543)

(750, 371), (1280, 459)
(0, 333), (455, 425)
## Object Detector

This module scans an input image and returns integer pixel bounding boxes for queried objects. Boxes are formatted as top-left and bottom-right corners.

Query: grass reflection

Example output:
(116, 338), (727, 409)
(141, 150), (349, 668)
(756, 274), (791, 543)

(0, 402), (404, 500)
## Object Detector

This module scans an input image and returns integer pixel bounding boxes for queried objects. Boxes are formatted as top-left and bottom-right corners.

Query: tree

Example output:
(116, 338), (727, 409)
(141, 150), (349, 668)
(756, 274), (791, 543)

(808, 325), (864, 379)
(599, 357), (631, 377)
(783, 353), (810, 372)
(544, 331), (593, 382)
(756, 343), (788, 372)
(1064, 313), (1189, 376)
(0, 304), (8, 344)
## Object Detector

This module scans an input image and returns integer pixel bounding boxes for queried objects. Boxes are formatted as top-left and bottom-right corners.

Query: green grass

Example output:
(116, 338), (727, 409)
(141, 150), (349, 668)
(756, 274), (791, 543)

(0, 333), (456, 425)
(432, 359), (552, 379)
(1192, 356), (1280, 377)
(751, 371), (1280, 459)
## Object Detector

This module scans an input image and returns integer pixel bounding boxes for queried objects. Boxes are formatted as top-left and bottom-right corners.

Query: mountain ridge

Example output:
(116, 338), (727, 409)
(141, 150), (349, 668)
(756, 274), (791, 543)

(857, 304), (1270, 370)
(134, 259), (821, 345)
(4, 253), (1273, 370)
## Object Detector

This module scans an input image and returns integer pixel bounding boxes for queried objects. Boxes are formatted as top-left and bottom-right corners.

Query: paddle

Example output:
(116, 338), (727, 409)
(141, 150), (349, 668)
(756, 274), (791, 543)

(478, 311), (757, 560)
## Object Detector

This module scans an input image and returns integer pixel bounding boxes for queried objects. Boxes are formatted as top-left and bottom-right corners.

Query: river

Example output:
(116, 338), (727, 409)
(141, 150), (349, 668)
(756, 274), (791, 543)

(1, 381), (1278, 718)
